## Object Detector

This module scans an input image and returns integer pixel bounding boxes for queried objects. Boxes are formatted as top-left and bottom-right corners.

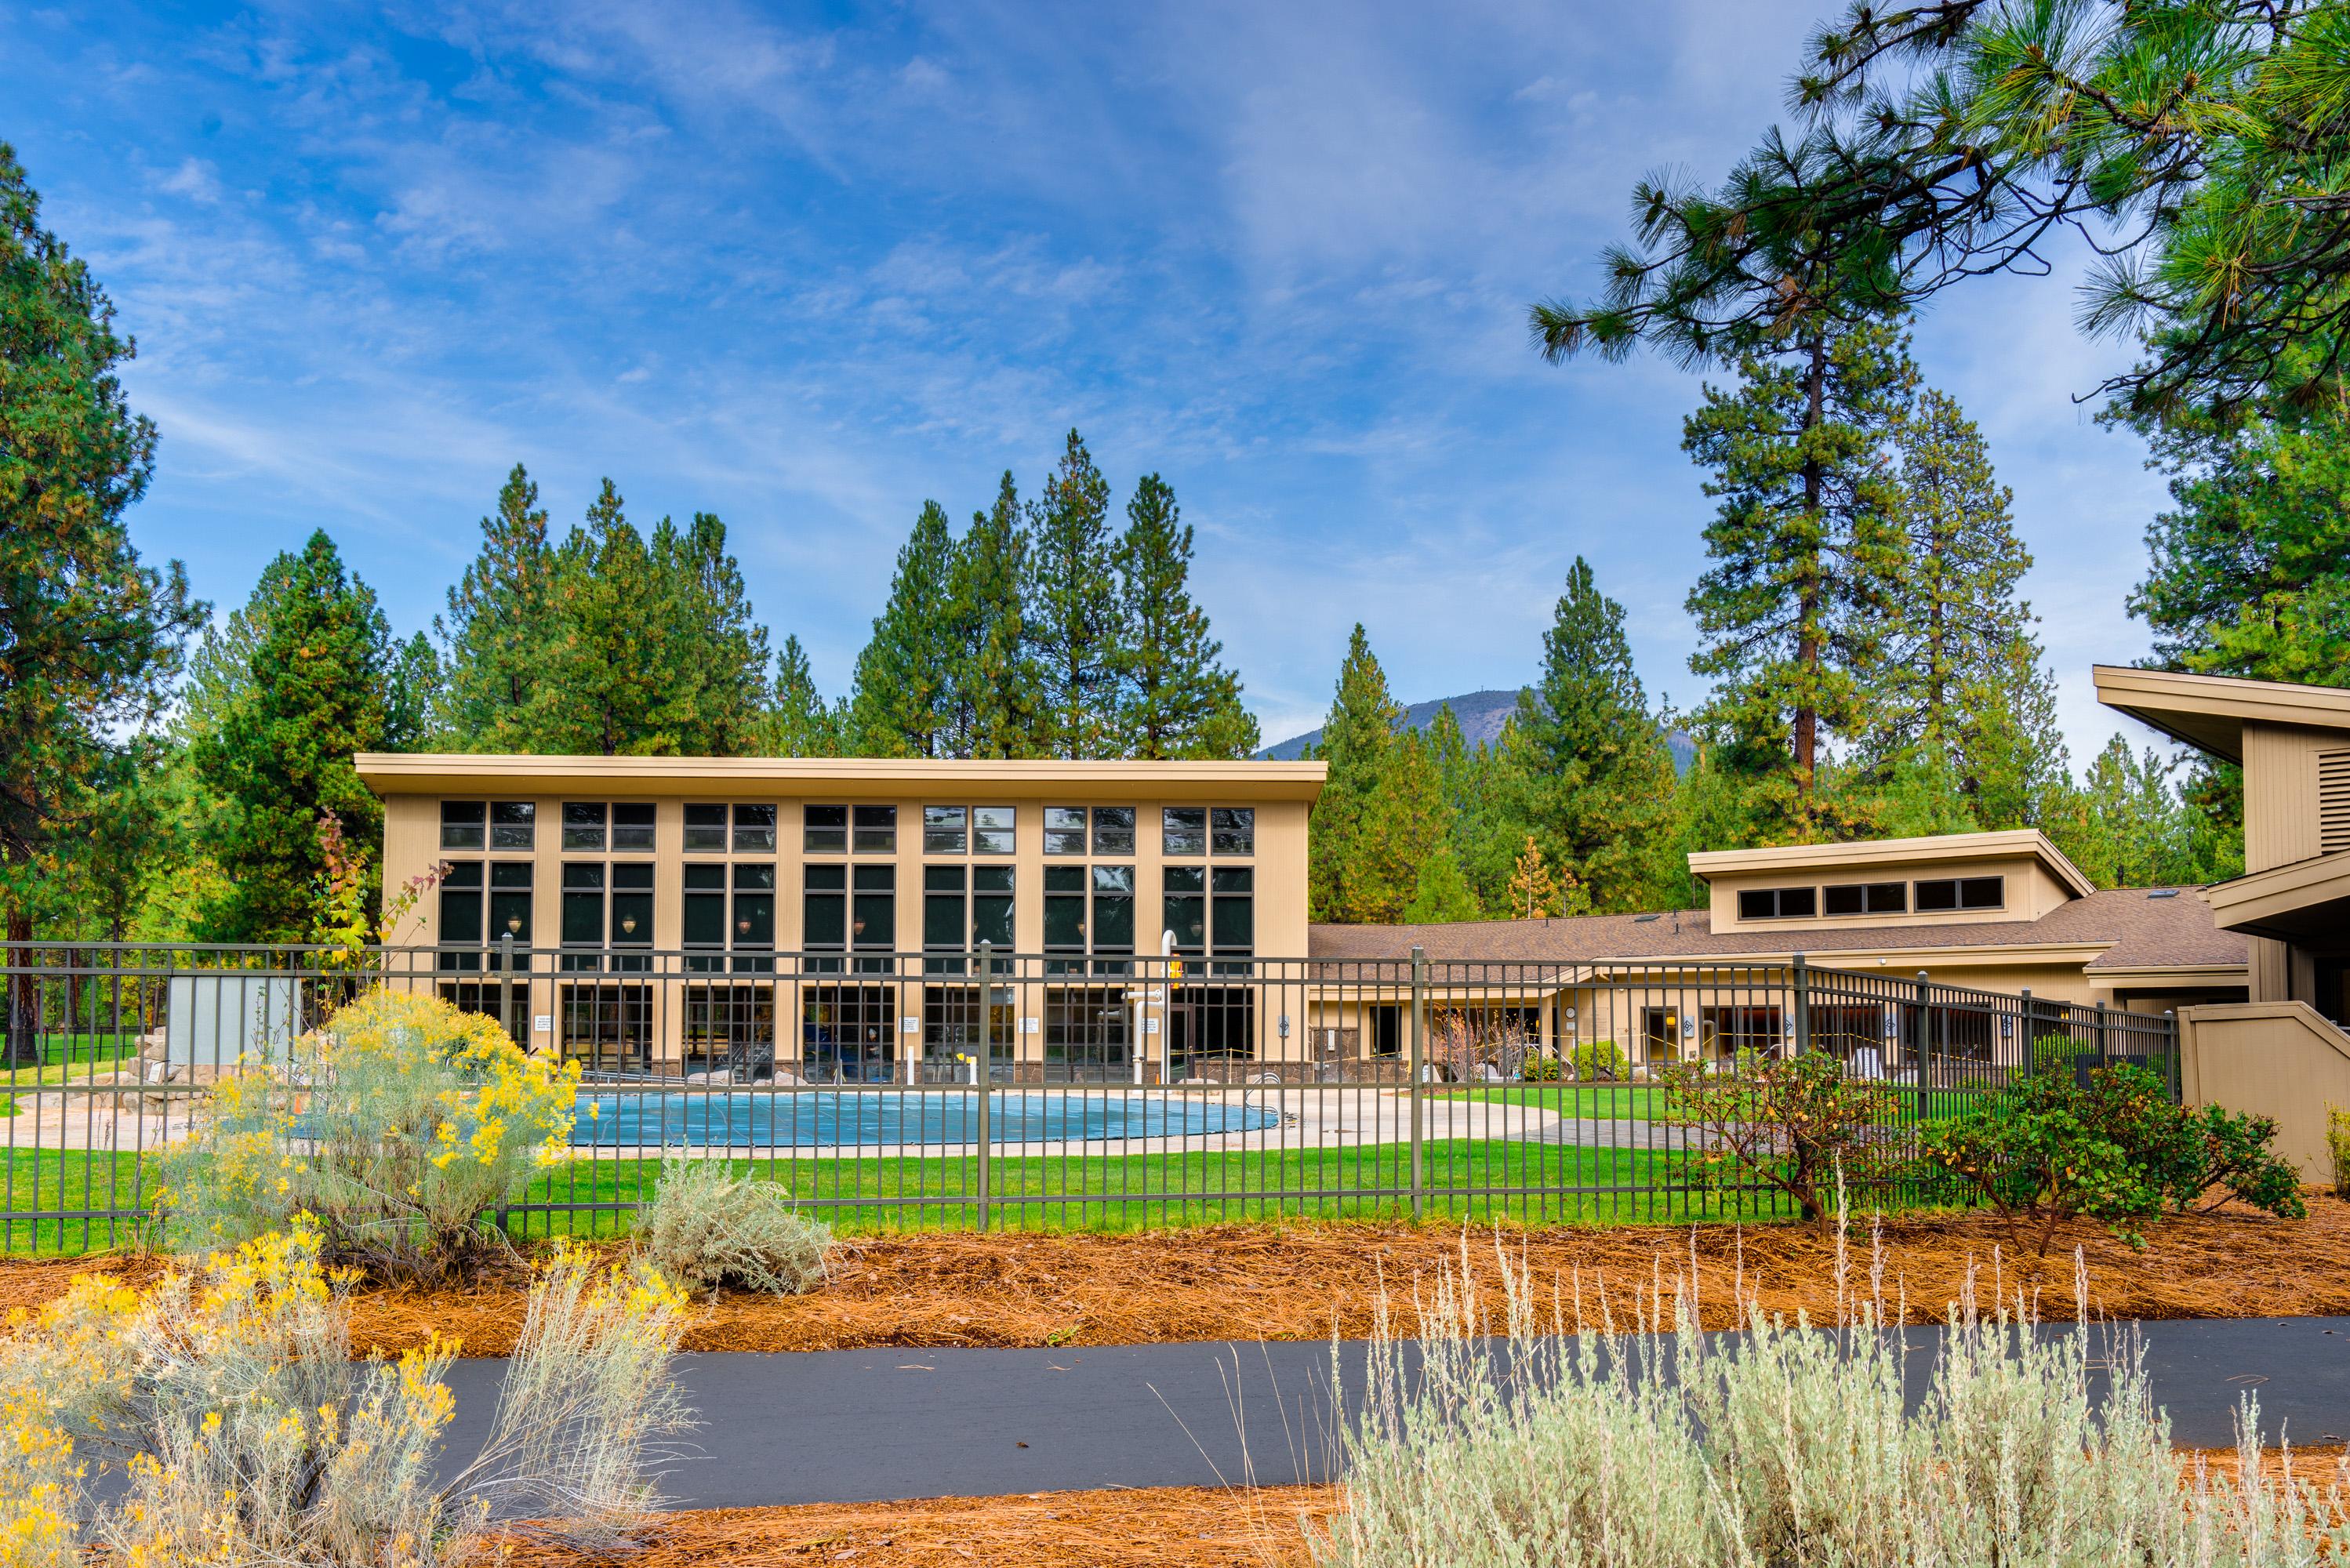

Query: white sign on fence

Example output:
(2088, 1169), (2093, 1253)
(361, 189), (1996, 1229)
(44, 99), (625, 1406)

(166, 975), (303, 1069)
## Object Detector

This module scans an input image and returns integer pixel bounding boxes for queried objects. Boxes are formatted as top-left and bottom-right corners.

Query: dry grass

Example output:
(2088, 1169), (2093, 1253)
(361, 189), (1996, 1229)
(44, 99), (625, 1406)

(7, 1196), (2348, 1359)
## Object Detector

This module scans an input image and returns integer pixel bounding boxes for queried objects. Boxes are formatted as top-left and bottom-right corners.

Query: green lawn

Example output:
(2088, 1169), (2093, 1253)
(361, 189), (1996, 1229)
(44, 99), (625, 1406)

(500, 1138), (1796, 1239)
(1438, 1080), (1996, 1125)
(2, 1032), (144, 1091)
(0, 1149), (154, 1258)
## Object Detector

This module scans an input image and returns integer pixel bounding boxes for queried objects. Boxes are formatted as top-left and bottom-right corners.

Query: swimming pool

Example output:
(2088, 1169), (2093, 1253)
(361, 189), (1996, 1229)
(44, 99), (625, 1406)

(569, 1089), (1282, 1149)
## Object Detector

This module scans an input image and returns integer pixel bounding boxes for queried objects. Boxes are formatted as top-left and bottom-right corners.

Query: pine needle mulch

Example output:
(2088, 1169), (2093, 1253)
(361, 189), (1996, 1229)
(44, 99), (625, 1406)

(5, 1196), (2348, 1357)
(490, 1450), (2350, 1568)
(493, 1486), (1337, 1568)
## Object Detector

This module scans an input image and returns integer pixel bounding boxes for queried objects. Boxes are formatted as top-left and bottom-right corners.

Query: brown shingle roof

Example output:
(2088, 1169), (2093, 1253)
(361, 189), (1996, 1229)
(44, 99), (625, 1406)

(1306, 887), (2245, 972)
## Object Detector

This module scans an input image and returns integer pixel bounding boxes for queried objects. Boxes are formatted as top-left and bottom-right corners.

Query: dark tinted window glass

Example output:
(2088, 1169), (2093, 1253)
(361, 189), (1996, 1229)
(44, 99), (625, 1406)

(733, 803), (777, 852)
(611, 802), (656, 851)
(490, 862), (533, 889)
(852, 804), (896, 853)
(438, 862), (483, 945)
(1211, 808), (1254, 855)
(561, 802), (606, 851)
(924, 806), (968, 855)
(611, 862), (652, 944)
(1043, 808), (1087, 856)
(1211, 866), (1254, 953)
(1738, 888), (1774, 920)
(561, 862), (604, 944)
(972, 866), (1014, 949)
(732, 862), (775, 946)
(1164, 864), (1205, 952)
(924, 865), (965, 949)
(1915, 879), (1957, 912)
(852, 863), (893, 949)
(804, 804), (848, 854)
(1960, 876), (2004, 909)
(489, 858), (532, 942)
(1739, 886), (1816, 920)
(441, 800), (485, 851)
(1044, 866), (1086, 949)
(973, 805), (1015, 855)
(1780, 886), (1817, 918)
(1162, 808), (1206, 856)
(683, 865), (726, 947)
(1091, 808), (1135, 857)
(1824, 884), (1861, 916)
(490, 800), (536, 850)
(684, 803), (728, 851)
(1091, 864), (1135, 951)
(802, 862), (845, 947)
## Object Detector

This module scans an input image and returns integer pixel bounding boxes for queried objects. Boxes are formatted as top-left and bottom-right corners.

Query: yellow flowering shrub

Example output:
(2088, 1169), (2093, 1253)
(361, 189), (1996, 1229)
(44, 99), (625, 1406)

(163, 989), (581, 1283)
(0, 1221), (691, 1567)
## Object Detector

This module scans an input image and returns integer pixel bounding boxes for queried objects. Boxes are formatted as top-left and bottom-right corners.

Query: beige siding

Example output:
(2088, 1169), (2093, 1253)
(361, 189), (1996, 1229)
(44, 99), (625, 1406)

(1708, 851), (2070, 935)
(2243, 721), (2332, 872)
(2178, 1001), (2350, 1179)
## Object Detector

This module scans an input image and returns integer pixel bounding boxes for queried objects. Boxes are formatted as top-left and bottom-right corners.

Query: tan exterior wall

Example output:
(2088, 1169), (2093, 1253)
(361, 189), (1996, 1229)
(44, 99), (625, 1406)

(2178, 1000), (2350, 1180)
(1705, 852), (2072, 935)
(2242, 721), (2334, 873)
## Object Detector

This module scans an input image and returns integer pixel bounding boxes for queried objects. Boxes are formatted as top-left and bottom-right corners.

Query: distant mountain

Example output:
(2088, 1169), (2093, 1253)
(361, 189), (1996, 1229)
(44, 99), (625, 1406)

(1262, 688), (1697, 774)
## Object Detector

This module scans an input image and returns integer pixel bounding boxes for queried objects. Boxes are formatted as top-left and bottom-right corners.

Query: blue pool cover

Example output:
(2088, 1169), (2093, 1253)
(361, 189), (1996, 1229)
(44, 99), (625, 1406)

(571, 1090), (1282, 1149)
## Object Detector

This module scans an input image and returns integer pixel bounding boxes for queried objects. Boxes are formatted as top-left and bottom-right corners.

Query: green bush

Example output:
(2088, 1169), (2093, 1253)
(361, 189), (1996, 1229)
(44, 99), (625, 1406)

(2328, 1105), (2350, 1200)
(1922, 1064), (2303, 1255)
(1568, 1040), (1629, 1083)
(1664, 1048), (1906, 1229)
(1519, 1052), (1564, 1083)
(2028, 1030), (2092, 1080)
(632, 1154), (832, 1298)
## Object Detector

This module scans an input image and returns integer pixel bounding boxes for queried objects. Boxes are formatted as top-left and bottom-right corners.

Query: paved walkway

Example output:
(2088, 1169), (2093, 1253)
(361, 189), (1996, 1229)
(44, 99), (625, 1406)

(437, 1316), (2350, 1509)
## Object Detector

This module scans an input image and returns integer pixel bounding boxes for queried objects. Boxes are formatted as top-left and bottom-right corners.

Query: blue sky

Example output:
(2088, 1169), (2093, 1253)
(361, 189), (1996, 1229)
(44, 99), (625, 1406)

(9, 1), (2171, 757)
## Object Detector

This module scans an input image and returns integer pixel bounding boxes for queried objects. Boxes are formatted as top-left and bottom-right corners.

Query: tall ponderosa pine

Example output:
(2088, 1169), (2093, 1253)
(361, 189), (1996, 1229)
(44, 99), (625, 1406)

(1114, 474), (1258, 760)
(766, 635), (840, 756)
(1876, 387), (2066, 822)
(850, 502), (961, 757)
(438, 464), (554, 750)
(1023, 430), (1121, 760)
(1683, 320), (1913, 839)
(1509, 557), (1677, 911)
(1306, 626), (1416, 923)
(946, 475), (1038, 759)
(191, 532), (390, 942)
(656, 511), (772, 755)
(0, 144), (204, 1054)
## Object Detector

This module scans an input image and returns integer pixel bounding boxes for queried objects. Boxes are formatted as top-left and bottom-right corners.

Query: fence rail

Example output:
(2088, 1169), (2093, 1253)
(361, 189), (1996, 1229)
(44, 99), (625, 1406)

(0, 941), (2179, 1254)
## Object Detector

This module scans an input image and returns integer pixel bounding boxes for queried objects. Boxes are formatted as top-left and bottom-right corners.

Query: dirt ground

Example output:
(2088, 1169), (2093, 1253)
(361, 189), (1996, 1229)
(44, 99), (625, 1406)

(492, 1449), (2348, 1568)
(5, 1196), (2348, 1357)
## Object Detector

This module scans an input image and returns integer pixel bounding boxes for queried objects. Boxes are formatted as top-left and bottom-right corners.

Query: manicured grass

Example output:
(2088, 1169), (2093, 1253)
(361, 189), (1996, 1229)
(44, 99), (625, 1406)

(2, 1033), (144, 1090)
(0, 1149), (154, 1258)
(1435, 1083), (1669, 1119)
(500, 1139), (1796, 1239)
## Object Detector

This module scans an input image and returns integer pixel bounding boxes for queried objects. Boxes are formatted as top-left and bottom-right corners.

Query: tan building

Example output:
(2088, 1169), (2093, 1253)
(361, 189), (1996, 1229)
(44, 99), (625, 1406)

(359, 753), (1319, 1080)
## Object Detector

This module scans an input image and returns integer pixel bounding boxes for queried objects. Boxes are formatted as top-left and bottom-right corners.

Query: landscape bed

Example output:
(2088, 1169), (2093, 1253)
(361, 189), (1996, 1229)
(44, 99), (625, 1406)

(3, 1200), (2342, 1359)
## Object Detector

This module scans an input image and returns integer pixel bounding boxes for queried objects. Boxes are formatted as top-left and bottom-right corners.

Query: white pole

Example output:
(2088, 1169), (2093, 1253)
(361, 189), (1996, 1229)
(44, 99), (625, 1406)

(1159, 928), (1177, 1084)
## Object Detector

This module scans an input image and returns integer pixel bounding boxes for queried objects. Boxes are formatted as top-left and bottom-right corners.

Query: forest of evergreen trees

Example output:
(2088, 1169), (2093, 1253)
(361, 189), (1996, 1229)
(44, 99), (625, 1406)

(5, 82), (2337, 951)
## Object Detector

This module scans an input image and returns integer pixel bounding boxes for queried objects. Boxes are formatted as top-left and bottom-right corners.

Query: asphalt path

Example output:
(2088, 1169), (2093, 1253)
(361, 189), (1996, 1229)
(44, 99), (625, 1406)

(432, 1316), (2350, 1509)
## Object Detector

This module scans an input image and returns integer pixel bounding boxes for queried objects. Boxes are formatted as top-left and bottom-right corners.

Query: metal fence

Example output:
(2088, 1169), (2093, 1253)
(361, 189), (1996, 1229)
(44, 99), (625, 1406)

(0, 941), (2180, 1254)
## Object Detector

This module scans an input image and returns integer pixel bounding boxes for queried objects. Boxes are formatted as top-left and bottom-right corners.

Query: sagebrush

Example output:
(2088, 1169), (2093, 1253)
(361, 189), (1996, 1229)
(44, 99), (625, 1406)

(162, 989), (581, 1282)
(634, 1153), (832, 1298)
(0, 1220), (692, 1566)
(1319, 1236), (2350, 1567)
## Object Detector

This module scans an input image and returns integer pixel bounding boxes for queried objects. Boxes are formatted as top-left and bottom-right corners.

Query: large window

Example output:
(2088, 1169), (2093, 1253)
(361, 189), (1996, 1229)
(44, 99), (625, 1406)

(802, 864), (846, 967)
(1163, 866), (1205, 952)
(733, 863), (776, 971)
(441, 801), (485, 851)
(853, 805), (897, 853)
(438, 862), (483, 968)
(923, 866), (967, 972)
(561, 863), (605, 968)
(924, 804), (1015, 855)
(1044, 866), (1086, 965)
(684, 804), (728, 852)
(733, 804), (778, 853)
(489, 862), (533, 949)
(805, 805), (848, 854)
(1211, 808), (1254, 855)
(561, 803), (606, 851)
(1737, 886), (1818, 920)
(852, 864), (895, 968)
(1044, 807), (1088, 856)
(802, 985), (895, 1082)
(1163, 808), (1207, 857)
(1090, 865), (1135, 957)
(1091, 808), (1135, 856)
(1915, 876), (2004, 912)
(683, 864), (727, 971)
(1044, 989), (1130, 1081)
(1163, 866), (1251, 958)
(1824, 882), (1907, 916)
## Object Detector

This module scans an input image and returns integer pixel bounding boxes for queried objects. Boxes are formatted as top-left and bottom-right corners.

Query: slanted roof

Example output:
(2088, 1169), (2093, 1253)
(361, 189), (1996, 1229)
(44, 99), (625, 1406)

(1306, 887), (2245, 974)
(355, 753), (1328, 804)
(1687, 827), (2094, 900)
(2094, 665), (2350, 764)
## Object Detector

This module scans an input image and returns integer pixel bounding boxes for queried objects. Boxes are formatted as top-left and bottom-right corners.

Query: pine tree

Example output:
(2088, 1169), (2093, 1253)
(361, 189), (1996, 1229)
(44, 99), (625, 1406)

(1306, 625), (1404, 922)
(0, 143), (204, 1056)
(191, 532), (390, 942)
(1023, 430), (1121, 760)
(766, 635), (840, 756)
(652, 511), (772, 755)
(530, 481), (670, 754)
(849, 500), (961, 757)
(1403, 840), (1480, 924)
(946, 474), (1038, 758)
(1509, 557), (1678, 911)
(1114, 474), (1259, 759)
(1683, 320), (1914, 840)
(437, 464), (554, 750)
(1350, 730), (1450, 925)
(2043, 738), (2203, 889)
(383, 633), (442, 750)
(1506, 834), (1567, 920)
